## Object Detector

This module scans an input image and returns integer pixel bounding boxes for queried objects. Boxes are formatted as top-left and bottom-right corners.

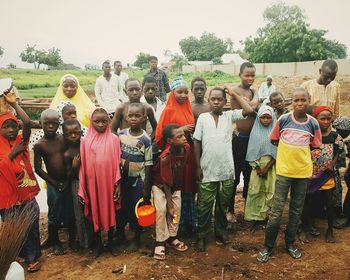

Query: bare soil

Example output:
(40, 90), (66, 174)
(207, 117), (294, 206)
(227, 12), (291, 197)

(25, 75), (350, 280)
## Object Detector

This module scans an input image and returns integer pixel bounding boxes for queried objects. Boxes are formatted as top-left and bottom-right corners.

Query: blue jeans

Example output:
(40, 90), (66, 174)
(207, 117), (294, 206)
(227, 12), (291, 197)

(264, 175), (308, 249)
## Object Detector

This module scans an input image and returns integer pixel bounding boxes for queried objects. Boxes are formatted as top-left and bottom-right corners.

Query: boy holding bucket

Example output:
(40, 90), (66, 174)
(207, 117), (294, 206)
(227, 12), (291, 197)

(151, 124), (190, 260)
(115, 103), (153, 252)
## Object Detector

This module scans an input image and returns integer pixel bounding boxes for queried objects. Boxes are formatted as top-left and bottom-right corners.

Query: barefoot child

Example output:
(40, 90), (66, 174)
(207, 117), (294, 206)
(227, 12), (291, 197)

(228, 62), (260, 221)
(269, 92), (290, 119)
(34, 109), (75, 255)
(244, 106), (277, 223)
(194, 87), (254, 251)
(152, 124), (189, 260)
(0, 91), (41, 272)
(111, 78), (157, 137)
(257, 88), (322, 263)
(62, 119), (89, 249)
(115, 103), (153, 252)
(301, 106), (340, 243)
(78, 108), (121, 257)
(190, 77), (210, 123)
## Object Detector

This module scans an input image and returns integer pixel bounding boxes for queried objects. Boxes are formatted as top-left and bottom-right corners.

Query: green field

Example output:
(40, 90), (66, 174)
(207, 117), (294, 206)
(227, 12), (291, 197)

(0, 69), (241, 99)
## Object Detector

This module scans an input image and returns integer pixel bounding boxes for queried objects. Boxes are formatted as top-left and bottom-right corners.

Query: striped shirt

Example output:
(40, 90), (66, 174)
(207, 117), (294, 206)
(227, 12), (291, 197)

(301, 79), (340, 118)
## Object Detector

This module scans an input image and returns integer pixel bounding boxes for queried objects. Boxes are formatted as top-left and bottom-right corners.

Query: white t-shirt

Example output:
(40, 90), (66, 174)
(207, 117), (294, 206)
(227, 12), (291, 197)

(114, 72), (129, 102)
(193, 110), (245, 183)
(94, 74), (122, 113)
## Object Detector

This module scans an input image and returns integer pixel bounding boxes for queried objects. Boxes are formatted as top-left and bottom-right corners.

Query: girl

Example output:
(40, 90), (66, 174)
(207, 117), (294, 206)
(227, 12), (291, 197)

(78, 108), (121, 257)
(155, 76), (197, 235)
(245, 106), (277, 222)
(50, 74), (95, 127)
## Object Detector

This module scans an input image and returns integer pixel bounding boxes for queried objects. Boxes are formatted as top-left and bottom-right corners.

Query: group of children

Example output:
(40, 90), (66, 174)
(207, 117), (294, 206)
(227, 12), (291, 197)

(1, 59), (350, 273)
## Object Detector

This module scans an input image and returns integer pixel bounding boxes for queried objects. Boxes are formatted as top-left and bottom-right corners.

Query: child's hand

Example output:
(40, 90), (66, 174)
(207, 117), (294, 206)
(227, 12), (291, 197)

(196, 167), (203, 182)
(9, 141), (26, 160)
(4, 90), (17, 105)
(168, 208), (176, 218)
(255, 166), (262, 176)
(182, 124), (194, 134)
(72, 154), (81, 169)
(259, 167), (268, 178)
(114, 183), (121, 202)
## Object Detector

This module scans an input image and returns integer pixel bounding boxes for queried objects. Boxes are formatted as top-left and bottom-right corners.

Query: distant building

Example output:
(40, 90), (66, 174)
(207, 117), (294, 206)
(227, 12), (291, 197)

(221, 53), (246, 65)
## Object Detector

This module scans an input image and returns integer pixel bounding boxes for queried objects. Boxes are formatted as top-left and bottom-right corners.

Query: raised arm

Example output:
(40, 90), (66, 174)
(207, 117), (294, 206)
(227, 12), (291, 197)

(231, 92), (255, 117)
(111, 105), (124, 134)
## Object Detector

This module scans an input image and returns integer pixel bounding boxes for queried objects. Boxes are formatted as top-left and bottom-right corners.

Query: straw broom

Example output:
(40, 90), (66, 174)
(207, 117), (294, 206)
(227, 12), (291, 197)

(0, 202), (38, 279)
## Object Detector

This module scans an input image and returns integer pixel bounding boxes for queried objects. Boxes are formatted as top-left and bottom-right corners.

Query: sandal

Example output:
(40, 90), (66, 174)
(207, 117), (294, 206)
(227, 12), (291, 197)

(27, 261), (41, 272)
(286, 245), (302, 259)
(256, 248), (272, 263)
(309, 227), (321, 236)
(166, 239), (188, 252)
(154, 246), (166, 260)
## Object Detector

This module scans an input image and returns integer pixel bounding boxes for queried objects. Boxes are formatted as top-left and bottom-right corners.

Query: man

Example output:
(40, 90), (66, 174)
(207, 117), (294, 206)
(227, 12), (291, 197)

(145, 56), (171, 102)
(301, 60), (340, 119)
(95, 61), (122, 118)
(258, 76), (276, 103)
(114, 60), (129, 102)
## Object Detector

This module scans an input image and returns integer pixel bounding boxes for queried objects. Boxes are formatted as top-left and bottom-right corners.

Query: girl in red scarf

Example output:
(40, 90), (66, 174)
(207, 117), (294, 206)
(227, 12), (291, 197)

(0, 91), (41, 272)
(155, 77), (197, 234)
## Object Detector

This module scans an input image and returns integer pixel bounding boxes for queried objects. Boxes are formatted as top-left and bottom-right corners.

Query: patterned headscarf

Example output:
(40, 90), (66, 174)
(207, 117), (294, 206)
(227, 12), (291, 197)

(170, 76), (187, 91)
(333, 116), (350, 131)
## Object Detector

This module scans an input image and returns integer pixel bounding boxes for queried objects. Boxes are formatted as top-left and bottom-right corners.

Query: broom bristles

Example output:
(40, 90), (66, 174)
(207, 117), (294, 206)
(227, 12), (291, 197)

(0, 202), (38, 279)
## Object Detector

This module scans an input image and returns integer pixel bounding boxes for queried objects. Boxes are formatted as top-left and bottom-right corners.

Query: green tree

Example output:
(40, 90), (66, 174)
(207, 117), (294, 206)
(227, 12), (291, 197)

(133, 52), (150, 69)
(20, 44), (63, 68)
(179, 32), (233, 61)
(243, 3), (347, 62)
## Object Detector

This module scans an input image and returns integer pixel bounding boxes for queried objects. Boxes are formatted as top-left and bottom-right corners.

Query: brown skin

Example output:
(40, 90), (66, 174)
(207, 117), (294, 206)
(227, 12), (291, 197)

(62, 78), (78, 99)
(231, 67), (259, 135)
(191, 81), (210, 123)
(111, 80), (157, 138)
(149, 58), (171, 93)
(1, 91), (31, 161)
(34, 111), (67, 190)
(114, 62), (123, 76)
(270, 94), (288, 119)
(63, 123), (82, 181)
(143, 82), (159, 110)
(317, 66), (337, 86)
(102, 62), (112, 81)
(124, 105), (151, 204)
(194, 89), (254, 181)
(173, 86), (195, 134)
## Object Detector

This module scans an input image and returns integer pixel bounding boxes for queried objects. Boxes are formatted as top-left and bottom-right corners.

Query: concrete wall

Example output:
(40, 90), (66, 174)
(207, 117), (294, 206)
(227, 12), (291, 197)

(182, 58), (350, 76)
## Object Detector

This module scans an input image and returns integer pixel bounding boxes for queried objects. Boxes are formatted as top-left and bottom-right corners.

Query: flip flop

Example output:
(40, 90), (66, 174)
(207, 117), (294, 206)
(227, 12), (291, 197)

(256, 249), (272, 263)
(166, 239), (188, 252)
(27, 261), (41, 272)
(153, 246), (166, 260)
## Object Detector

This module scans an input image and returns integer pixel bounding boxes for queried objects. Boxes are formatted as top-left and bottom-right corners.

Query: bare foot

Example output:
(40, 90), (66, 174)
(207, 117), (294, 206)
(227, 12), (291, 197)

(326, 229), (335, 243)
(298, 230), (310, 243)
(53, 244), (65, 255)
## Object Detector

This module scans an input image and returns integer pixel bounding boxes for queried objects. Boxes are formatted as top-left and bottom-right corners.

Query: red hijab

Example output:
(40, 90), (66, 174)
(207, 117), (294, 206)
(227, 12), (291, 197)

(155, 91), (194, 147)
(0, 113), (39, 209)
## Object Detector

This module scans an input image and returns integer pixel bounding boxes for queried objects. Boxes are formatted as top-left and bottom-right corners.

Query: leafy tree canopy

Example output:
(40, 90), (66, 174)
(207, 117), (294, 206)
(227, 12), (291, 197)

(20, 44), (63, 69)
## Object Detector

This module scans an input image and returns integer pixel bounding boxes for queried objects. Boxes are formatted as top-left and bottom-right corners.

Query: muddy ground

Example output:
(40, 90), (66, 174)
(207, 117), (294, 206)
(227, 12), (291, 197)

(25, 75), (350, 280)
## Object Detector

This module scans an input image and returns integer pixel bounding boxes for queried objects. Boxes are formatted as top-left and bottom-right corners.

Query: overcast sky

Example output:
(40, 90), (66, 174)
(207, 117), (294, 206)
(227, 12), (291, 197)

(1, 0), (349, 69)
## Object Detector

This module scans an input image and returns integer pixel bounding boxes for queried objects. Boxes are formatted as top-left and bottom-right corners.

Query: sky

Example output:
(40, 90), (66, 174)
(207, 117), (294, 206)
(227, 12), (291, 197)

(1, 0), (349, 69)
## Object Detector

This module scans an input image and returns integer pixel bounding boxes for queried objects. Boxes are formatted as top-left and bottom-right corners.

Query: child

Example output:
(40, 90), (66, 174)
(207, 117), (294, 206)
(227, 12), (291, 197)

(269, 91), (290, 119)
(244, 106), (277, 223)
(190, 77), (210, 123)
(228, 62), (260, 222)
(115, 103), (153, 252)
(152, 124), (189, 260)
(62, 119), (89, 250)
(34, 109), (75, 255)
(0, 91), (41, 272)
(111, 78), (157, 137)
(333, 116), (350, 228)
(257, 87), (322, 263)
(155, 76), (197, 235)
(300, 106), (340, 243)
(78, 108), (121, 257)
(194, 87), (254, 251)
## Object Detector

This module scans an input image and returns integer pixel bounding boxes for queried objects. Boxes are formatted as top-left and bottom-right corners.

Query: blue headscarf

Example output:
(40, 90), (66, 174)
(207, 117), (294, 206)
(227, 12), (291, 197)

(246, 105), (277, 162)
(170, 76), (187, 91)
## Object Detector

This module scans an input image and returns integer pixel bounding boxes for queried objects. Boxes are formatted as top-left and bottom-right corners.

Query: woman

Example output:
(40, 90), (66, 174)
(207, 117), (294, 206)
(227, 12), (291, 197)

(50, 74), (95, 127)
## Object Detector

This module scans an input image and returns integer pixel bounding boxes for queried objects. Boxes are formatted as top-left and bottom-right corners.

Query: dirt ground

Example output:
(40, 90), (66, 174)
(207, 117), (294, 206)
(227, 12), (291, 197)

(25, 75), (350, 280)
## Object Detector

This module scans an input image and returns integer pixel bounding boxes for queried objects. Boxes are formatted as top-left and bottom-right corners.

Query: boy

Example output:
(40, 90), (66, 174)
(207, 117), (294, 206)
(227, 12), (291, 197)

(190, 77), (210, 123)
(115, 103), (153, 252)
(62, 119), (89, 250)
(111, 78), (157, 137)
(145, 56), (171, 102)
(114, 60), (129, 101)
(257, 87), (322, 263)
(34, 109), (74, 255)
(258, 76), (276, 103)
(194, 87), (254, 251)
(228, 62), (260, 221)
(152, 124), (190, 260)
(301, 60), (340, 119)
(269, 91), (289, 119)
(94, 61), (122, 118)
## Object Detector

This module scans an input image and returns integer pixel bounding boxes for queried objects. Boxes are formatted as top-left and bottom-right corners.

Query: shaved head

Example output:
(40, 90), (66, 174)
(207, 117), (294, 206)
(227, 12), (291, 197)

(41, 109), (59, 122)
